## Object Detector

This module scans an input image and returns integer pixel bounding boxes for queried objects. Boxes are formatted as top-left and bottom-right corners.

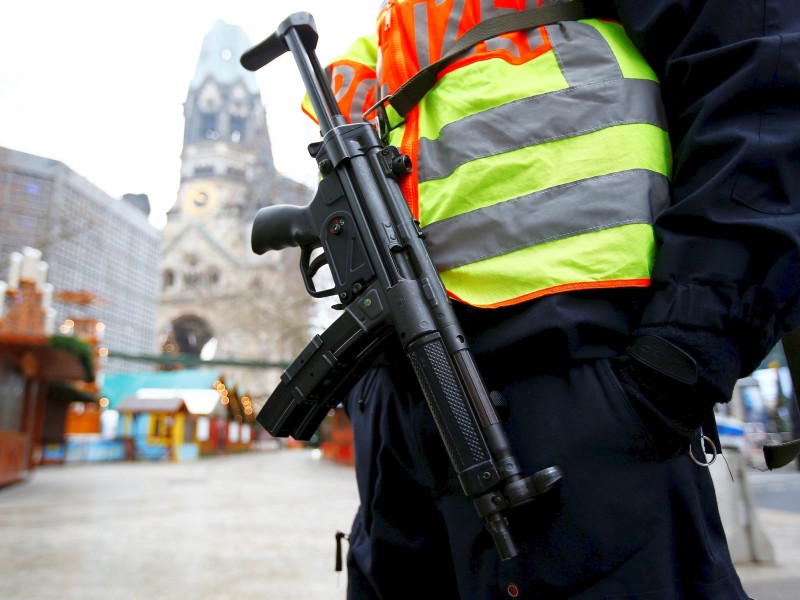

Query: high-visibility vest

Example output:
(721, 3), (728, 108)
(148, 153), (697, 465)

(309, 0), (672, 309)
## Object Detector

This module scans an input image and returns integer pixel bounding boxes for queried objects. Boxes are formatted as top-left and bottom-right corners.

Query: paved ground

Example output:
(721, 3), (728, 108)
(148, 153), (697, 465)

(0, 449), (798, 599)
(0, 450), (358, 600)
(736, 505), (800, 600)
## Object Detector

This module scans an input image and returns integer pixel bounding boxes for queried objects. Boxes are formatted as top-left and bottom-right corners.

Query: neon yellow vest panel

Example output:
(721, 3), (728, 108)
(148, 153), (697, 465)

(321, 8), (672, 309)
(380, 11), (672, 308)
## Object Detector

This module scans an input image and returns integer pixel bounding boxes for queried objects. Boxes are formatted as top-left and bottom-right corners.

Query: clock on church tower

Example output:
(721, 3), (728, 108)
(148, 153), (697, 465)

(180, 181), (219, 217)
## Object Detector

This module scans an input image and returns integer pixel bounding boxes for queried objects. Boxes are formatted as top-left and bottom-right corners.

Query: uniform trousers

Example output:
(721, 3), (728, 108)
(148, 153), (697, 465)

(342, 325), (752, 599)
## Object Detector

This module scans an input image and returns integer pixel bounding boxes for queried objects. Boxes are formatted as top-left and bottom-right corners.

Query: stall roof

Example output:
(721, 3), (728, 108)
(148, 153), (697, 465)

(134, 388), (222, 416)
(116, 396), (188, 413)
(101, 369), (223, 410)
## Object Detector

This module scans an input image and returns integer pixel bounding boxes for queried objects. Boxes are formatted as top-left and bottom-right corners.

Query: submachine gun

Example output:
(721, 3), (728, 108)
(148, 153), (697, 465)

(241, 12), (562, 560)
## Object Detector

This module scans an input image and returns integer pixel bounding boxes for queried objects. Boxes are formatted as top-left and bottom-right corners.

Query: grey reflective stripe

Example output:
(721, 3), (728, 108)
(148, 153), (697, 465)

(485, 34), (521, 58)
(547, 21), (621, 86)
(331, 63), (376, 123)
(414, 2), (431, 69)
(443, 0), (469, 63)
(422, 169), (670, 272)
(351, 78), (377, 123)
(331, 64), (355, 103)
(478, 3), (616, 86)
(417, 78), (666, 183)
(415, 0), (468, 70)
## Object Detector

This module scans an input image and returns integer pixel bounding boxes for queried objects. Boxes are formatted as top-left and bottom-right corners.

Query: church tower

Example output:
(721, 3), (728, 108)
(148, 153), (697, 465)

(158, 20), (315, 405)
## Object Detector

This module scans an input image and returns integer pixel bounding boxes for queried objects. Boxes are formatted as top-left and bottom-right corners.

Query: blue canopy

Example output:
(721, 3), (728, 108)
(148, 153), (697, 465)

(101, 369), (223, 411)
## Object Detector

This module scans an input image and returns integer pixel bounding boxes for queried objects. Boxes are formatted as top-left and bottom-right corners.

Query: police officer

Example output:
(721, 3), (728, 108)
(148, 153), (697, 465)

(309, 1), (800, 598)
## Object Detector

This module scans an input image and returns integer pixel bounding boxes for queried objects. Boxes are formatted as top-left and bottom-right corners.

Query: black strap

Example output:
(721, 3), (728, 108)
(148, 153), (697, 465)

(763, 439), (800, 470)
(387, 0), (588, 118)
(627, 335), (699, 385)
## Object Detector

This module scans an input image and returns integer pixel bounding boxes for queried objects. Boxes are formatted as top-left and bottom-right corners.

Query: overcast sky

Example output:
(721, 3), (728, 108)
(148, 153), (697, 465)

(0, 1), (377, 228)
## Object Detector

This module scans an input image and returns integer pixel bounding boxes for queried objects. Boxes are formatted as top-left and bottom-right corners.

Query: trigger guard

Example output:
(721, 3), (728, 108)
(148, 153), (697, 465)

(300, 246), (337, 298)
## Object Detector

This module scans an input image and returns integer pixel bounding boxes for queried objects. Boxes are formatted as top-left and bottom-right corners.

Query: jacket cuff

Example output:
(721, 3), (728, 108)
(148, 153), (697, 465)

(631, 324), (743, 405)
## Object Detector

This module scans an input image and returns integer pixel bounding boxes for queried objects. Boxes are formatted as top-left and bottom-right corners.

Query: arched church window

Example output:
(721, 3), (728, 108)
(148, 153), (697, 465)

(163, 269), (175, 288)
(199, 82), (221, 110)
(198, 82), (222, 139)
(230, 115), (246, 143)
(203, 115), (220, 139)
(171, 314), (214, 357)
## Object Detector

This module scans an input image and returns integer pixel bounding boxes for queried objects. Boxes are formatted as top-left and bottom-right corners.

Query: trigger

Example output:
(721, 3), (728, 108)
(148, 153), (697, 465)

(306, 252), (329, 279)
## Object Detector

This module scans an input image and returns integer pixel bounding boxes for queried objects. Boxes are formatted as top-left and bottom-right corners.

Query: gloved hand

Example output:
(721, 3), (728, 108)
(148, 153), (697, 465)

(611, 335), (716, 460)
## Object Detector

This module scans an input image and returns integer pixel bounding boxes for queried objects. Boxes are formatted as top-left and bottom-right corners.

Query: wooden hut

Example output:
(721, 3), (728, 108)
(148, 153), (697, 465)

(102, 369), (256, 461)
(0, 336), (93, 485)
(1, 248), (96, 485)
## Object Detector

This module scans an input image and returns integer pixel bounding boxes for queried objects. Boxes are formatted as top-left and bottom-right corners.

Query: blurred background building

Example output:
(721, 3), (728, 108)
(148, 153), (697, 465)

(0, 146), (161, 377)
(157, 19), (315, 407)
(0, 18), (321, 475)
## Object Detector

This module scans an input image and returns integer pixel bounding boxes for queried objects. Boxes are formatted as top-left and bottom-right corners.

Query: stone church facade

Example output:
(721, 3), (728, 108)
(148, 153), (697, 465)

(158, 20), (316, 405)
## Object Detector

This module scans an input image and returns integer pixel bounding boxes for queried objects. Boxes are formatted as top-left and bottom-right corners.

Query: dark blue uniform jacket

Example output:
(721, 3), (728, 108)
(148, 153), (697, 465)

(459, 1), (800, 413)
(615, 0), (800, 402)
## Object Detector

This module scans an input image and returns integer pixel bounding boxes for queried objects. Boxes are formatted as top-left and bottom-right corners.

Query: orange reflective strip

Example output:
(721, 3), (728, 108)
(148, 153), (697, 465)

(448, 279), (653, 309)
